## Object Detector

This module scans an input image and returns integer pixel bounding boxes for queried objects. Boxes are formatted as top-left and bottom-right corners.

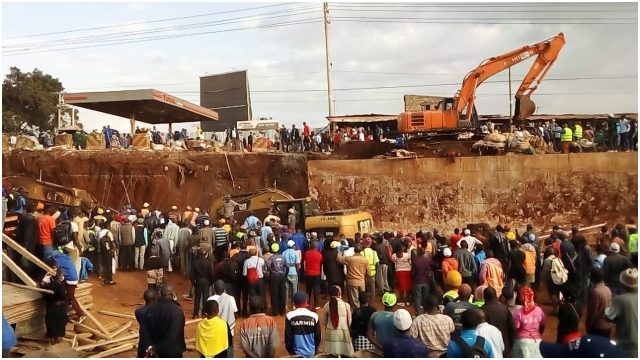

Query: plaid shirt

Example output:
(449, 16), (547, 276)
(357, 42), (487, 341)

(409, 313), (455, 358)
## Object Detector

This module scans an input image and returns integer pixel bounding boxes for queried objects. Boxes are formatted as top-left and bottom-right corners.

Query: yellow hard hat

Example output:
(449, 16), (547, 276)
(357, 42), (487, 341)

(445, 270), (462, 287)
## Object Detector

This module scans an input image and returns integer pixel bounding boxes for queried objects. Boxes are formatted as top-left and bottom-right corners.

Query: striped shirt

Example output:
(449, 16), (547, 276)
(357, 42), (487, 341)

(240, 313), (280, 358)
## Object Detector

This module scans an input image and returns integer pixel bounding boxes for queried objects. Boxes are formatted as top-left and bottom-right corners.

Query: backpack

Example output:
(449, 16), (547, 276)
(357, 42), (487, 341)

(550, 256), (568, 285)
(246, 266), (260, 284)
(54, 220), (73, 246)
(224, 257), (241, 281)
(269, 255), (287, 276)
(451, 332), (489, 358)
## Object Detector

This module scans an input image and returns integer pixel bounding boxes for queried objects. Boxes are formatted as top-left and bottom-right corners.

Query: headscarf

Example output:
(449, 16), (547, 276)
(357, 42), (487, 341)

(519, 286), (536, 314)
(329, 285), (342, 328)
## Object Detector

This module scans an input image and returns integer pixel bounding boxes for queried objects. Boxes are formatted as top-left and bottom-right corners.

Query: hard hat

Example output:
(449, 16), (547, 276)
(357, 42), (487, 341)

(143, 202), (150, 208)
(445, 270), (462, 288)
(288, 208), (295, 214)
(96, 208), (104, 215)
(194, 207), (200, 212)
(271, 243), (280, 253)
(382, 292), (397, 307)
(171, 205), (178, 210)
(219, 218), (226, 225)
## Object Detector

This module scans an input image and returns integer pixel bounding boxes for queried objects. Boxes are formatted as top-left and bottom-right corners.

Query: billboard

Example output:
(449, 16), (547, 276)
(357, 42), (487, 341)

(200, 70), (252, 132)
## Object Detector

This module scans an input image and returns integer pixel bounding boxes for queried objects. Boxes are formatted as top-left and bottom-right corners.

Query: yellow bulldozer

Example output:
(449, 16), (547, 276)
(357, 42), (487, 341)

(209, 188), (373, 240)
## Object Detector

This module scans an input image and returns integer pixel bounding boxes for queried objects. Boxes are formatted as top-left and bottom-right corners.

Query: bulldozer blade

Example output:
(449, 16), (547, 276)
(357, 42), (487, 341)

(517, 95), (536, 120)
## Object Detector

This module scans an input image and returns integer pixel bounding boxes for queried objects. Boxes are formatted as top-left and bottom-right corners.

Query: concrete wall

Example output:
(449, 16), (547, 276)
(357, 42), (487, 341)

(308, 153), (638, 231)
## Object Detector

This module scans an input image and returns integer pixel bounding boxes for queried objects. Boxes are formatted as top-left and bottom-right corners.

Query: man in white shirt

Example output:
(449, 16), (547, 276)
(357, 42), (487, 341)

(475, 309), (505, 358)
(209, 280), (239, 357)
(458, 229), (482, 252)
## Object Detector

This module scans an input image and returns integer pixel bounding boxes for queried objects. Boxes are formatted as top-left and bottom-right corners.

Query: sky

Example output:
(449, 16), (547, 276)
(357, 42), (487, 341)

(2, 1), (638, 133)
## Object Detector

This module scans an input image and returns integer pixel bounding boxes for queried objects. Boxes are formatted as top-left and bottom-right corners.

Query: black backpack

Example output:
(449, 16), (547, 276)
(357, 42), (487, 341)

(451, 332), (489, 358)
(54, 220), (73, 246)
(224, 257), (241, 281)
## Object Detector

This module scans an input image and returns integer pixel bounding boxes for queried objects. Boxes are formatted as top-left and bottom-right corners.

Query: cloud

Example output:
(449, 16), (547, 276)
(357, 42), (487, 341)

(2, 2), (637, 131)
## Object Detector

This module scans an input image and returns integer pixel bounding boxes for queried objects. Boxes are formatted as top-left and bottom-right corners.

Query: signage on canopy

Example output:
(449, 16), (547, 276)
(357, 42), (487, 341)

(236, 120), (279, 131)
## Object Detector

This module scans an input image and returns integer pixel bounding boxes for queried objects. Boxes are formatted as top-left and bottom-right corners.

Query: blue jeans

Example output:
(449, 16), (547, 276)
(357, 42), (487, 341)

(285, 274), (298, 308)
(412, 283), (430, 314)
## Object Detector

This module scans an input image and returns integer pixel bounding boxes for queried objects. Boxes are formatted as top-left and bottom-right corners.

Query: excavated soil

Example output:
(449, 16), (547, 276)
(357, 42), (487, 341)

(3, 149), (314, 211)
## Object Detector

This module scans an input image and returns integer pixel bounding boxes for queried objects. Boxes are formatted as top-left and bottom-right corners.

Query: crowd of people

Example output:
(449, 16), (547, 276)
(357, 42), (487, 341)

(3, 195), (639, 358)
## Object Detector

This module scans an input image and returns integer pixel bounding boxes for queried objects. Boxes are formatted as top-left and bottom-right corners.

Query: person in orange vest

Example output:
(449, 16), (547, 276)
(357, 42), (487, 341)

(522, 243), (537, 288)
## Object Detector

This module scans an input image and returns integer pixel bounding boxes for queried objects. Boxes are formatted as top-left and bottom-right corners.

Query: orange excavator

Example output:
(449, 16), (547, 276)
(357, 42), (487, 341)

(398, 33), (566, 134)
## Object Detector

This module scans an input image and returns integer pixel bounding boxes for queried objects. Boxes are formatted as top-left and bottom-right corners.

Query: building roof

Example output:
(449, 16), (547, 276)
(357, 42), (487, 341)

(63, 89), (218, 124)
(480, 113), (637, 122)
(326, 114), (397, 123)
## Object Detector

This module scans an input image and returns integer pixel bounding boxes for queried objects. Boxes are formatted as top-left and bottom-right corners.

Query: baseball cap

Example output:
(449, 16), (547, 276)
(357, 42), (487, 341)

(287, 240), (295, 248)
(443, 247), (452, 257)
(610, 242), (620, 253)
(270, 243), (280, 253)
(204, 219), (210, 226)
(540, 336), (628, 358)
(393, 309), (412, 331)
(464, 229), (471, 236)
(293, 292), (308, 306)
(382, 292), (397, 307)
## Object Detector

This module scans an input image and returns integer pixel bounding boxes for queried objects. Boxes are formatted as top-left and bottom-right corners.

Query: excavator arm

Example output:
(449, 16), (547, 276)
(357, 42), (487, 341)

(455, 33), (566, 124)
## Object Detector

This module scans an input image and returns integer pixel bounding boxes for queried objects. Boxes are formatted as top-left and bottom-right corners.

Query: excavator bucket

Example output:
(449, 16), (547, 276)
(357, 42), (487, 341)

(516, 95), (536, 120)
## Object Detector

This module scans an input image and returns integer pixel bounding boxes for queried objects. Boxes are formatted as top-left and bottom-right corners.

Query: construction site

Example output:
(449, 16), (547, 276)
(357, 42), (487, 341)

(2, 2), (639, 359)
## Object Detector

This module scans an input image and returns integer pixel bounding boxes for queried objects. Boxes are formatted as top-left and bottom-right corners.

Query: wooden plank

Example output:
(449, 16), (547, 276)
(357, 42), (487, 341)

(75, 333), (138, 352)
(538, 223), (607, 240)
(2, 252), (37, 287)
(2, 281), (54, 294)
(70, 320), (110, 340)
(185, 318), (202, 325)
(98, 310), (136, 321)
(109, 321), (132, 339)
(87, 343), (134, 358)
(77, 301), (111, 338)
(2, 233), (55, 274)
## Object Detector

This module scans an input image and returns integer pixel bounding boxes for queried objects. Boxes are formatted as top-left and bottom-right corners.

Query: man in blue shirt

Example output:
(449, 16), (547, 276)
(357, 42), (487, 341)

(2, 313), (16, 358)
(383, 309), (428, 358)
(291, 231), (307, 254)
(447, 308), (495, 358)
(285, 292), (321, 358)
(243, 211), (260, 231)
(283, 240), (300, 309)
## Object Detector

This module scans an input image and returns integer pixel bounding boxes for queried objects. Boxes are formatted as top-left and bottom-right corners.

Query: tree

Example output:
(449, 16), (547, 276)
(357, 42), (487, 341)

(2, 67), (64, 133)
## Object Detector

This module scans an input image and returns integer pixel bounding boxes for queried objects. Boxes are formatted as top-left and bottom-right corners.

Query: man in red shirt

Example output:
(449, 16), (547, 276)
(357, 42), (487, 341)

(450, 228), (462, 254)
(302, 122), (311, 152)
(38, 205), (57, 259)
(303, 240), (323, 309)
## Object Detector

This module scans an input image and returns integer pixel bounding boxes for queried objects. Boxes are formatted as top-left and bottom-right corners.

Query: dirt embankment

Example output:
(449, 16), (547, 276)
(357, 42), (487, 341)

(3, 149), (311, 211)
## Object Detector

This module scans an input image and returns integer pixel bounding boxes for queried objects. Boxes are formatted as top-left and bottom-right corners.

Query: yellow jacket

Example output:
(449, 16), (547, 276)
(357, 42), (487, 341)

(196, 316), (229, 357)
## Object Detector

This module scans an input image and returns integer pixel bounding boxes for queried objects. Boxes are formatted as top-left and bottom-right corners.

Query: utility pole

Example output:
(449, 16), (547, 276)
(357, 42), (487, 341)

(508, 67), (512, 119)
(57, 92), (63, 130)
(323, 2), (335, 117)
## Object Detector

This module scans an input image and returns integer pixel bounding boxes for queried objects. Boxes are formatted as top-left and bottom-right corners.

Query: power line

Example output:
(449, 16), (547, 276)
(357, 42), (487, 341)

(4, 18), (323, 56)
(330, 17), (636, 25)
(328, 2), (636, 8)
(4, 5), (319, 51)
(3, 3), (294, 40)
